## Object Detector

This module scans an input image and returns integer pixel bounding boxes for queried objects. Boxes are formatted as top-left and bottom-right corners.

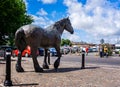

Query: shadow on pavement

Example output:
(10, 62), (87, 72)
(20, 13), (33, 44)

(83, 66), (100, 69)
(24, 67), (100, 73)
(44, 66), (99, 73)
(13, 83), (39, 86)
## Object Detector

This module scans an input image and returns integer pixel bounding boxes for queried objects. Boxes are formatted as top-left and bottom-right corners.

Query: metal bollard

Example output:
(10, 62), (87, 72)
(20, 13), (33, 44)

(81, 51), (85, 69)
(4, 48), (13, 86)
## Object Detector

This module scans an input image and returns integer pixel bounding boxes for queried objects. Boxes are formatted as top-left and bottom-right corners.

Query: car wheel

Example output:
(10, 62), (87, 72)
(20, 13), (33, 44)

(25, 53), (29, 57)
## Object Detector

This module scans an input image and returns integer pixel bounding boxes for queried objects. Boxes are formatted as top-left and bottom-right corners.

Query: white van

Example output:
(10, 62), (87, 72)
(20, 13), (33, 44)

(115, 44), (120, 53)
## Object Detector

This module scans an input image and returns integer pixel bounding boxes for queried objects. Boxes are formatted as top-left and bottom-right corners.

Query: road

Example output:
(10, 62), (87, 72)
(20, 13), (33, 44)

(18, 52), (120, 68)
(2, 53), (120, 87)
(48, 53), (120, 68)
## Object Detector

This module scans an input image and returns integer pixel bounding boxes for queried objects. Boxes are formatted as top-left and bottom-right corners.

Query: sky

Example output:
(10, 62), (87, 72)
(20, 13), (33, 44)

(24, 0), (120, 44)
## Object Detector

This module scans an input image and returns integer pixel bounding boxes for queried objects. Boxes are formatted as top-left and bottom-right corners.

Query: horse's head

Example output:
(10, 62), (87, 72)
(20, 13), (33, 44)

(63, 17), (74, 34)
(54, 17), (74, 35)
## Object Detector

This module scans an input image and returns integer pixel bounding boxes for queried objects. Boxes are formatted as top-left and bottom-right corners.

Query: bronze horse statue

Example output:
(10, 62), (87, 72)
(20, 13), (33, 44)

(15, 17), (74, 72)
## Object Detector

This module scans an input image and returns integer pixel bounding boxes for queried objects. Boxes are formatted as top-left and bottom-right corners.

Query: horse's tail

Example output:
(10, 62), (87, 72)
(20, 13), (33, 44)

(15, 28), (27, 51)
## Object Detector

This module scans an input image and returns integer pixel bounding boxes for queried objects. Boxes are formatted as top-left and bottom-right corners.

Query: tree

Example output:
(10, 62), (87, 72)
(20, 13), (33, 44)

(61, 39), (72, 46)
(100, 39), (104, 44)
(0, 0), (33, 45)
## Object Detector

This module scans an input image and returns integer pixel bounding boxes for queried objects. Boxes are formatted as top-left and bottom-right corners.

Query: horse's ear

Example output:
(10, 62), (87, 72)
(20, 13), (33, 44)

(67, 16), (69, 19)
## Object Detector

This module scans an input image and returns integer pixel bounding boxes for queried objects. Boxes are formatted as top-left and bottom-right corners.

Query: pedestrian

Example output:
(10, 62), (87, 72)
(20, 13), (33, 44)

(86, 47), (88, 56)
(99, 47), (103, 58)
(104, 46), (108, 58)
(119, 50), (120, 56)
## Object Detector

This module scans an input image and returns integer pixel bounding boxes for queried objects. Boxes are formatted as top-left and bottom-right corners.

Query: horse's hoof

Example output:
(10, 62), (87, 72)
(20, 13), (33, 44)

(43, 64), (49, 69)
(16, 68), (24, 72)
(16, 64), (24, 72)
(48, 63), (51, 65)
(54, 68), (59, 72)
(54, 59), (60, 69)
(35, 68), (44, 72)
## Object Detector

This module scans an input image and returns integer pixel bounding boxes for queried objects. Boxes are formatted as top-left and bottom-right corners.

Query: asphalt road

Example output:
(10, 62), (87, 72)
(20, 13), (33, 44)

(57, 53), (120, 67)
(18, 52), (120, 68)
(2, 53), (120, 87)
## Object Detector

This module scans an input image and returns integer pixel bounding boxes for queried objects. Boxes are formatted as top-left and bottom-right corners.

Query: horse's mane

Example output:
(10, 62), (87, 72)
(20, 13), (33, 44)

(47, 20), (61, 30)
(54, 18), (67, 27)
(55, 18), (67, 24)
(46, 18), (68, 32)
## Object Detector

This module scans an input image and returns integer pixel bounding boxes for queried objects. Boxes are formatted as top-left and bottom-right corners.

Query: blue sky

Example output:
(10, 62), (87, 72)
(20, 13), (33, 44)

(24, 0), (120, 44)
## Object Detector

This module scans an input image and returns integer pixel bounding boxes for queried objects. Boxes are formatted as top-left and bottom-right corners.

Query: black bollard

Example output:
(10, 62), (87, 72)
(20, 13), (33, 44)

(4, 48), (13, 86)
(81, 51), (85, 69)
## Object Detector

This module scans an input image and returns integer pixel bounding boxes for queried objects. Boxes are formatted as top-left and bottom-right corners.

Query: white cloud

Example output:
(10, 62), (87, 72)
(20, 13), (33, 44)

(38, 0), (57, 4)
(37, 8), (48, 16)
(62, 34), (81, 42)
(68, 34), (81, 42)
(31, 8), (54, 28)
(31, 15), (54, 28)
(62, 31), (81, 42)
(51, 11), (57, 18)
(63, 0), (120, 43)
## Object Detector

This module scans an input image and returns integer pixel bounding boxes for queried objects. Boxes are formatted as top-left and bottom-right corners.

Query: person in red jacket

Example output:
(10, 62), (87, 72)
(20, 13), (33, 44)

(86, 47), (89, 55)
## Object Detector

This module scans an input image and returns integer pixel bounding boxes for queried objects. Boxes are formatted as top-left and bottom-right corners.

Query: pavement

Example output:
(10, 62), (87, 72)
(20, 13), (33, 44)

(0, 55), (120, 87)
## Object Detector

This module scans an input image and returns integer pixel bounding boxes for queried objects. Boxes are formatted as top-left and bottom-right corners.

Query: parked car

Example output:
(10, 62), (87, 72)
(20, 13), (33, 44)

(0, 45), (13, 58)
(12, 46), (31, 57)
(92, 47), (98, 52)
(71, 47), (80, 53)
(88, 48), (93, 52)
(49, 48), (57, 56)
(38, 48), (44, 56)
(0, 49), (5, 57)
(60, 47), (70, 54)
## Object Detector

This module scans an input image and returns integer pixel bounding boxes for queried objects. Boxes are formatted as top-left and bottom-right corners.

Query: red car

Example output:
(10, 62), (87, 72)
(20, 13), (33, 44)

(12, 46), (31, 57)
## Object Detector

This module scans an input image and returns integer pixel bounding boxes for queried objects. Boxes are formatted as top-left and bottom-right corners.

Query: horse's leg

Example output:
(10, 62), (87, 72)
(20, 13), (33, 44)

(31, 47), (43, 72)
(43, 48), (49, 69)
(54, 46), (61, 72)
(48, 50), (51, 65)
(16, 50), (24, 72)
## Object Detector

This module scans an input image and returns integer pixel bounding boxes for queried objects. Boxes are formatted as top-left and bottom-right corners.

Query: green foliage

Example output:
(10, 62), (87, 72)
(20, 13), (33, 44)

(0, 0), (33, 45)
(61, 39), (72, 46)
(100, 38), (104, 44)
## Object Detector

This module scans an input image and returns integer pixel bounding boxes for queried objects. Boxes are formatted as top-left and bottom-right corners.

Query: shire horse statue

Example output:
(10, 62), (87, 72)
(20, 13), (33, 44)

(15, 17), (74, 72)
